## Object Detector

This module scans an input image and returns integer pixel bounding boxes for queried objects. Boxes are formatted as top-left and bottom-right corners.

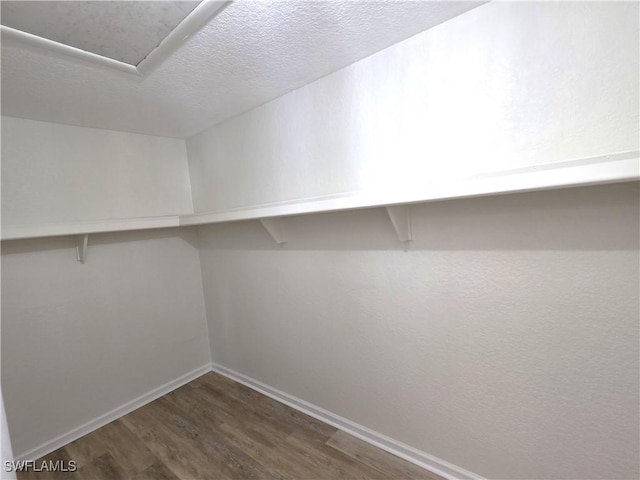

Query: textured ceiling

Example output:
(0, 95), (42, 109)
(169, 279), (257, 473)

(1, 1), (483, 138)
(1, 1), (200, 65)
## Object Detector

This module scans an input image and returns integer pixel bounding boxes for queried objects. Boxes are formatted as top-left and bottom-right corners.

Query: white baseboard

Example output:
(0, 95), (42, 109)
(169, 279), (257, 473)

(210, 363), (484, 480)
(15, 364), (211, 462)
(15, 362), (483, 480)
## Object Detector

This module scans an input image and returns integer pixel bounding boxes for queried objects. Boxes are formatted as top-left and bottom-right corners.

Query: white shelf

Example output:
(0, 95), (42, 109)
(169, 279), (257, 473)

(2, 151), (637, 242)
(1, 215), (181, 241)
(180, 151), (639, 226)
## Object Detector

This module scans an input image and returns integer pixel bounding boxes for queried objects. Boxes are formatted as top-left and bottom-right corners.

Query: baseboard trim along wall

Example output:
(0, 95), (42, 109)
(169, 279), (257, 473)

(16, 362), (483, 480)
(15, 364), (212, 462)
(210, 363), (484, 480)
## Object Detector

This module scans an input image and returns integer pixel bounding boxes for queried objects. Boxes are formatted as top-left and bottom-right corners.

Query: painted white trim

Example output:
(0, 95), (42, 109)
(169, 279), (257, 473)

(210, 363), (485, 480)
(0, 26), (141, 76)
(15, 362), (483, 479)
(14, 364), (211, 462)
(0, 1), (229, 78)
(1, 215), (181, 241)
(180, 151), (640, 227)
(136, 0), (229, 76)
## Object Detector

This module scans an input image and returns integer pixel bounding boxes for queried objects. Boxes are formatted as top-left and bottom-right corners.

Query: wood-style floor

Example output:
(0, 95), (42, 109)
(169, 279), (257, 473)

(18, 372), (442, 480)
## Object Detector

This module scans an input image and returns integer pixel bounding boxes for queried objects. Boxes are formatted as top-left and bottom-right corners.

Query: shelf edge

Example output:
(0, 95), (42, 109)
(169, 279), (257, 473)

(3, 151), (637, 240)
(1, 216), (182, 241)
(181, 151), (640, 227)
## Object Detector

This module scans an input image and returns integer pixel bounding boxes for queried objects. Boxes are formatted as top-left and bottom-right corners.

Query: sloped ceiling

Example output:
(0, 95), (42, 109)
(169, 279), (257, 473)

(1, 1), (483, 139)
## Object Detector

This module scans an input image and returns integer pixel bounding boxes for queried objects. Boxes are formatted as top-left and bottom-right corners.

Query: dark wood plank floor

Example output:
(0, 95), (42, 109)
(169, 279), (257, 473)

(18, 372), (442, 479)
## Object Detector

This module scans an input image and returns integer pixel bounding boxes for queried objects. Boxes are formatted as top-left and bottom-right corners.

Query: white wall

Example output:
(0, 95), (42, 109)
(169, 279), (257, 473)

(1, 116), (193, 226)
(189, 2), (639, 478)
(187, 1), (639, 212)
(1, 1), (638, 477)
(198, 183), (639, 479)
(0, 117), (209, 458)
(1, 228), (210, 458)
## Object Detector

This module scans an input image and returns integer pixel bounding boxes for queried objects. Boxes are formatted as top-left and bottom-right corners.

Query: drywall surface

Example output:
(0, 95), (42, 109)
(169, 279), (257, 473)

(198, 184), (640, 479)
(1, 116), (193, 226)
(187, 1), (639, 212)
(1, 228), (210, 457)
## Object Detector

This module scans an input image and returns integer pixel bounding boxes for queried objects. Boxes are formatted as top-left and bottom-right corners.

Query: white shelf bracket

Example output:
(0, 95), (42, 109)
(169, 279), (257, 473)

(76, 234), (89, 263)
(259, 218), (287, 244)
(386, 206), (412, 242)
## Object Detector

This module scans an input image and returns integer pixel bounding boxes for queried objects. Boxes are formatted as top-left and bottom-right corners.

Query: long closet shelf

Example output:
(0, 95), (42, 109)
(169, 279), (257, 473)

(179, 151), (639, 226)
(2, 151), (637, 242)
(1, 215), (181, 241)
